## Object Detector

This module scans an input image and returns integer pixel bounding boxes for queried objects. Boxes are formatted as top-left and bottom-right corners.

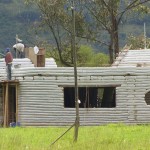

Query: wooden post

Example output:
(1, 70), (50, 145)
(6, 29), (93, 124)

(6, 82), (9, 127)
(16, 83), (18, 122)
(4, 84), (6, 127)
(4, 82), (8, 127)
(2, 85), (5, 126)
(71, 0), (79, 142)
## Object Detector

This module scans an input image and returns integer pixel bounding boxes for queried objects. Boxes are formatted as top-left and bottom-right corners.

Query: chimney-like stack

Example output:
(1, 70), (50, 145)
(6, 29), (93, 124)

(27, 47), (45, 67)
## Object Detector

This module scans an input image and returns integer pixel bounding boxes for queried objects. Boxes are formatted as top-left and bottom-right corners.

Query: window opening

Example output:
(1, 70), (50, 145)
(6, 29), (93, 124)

(64, 87), (116, 108)
(145, 91), (150, 105)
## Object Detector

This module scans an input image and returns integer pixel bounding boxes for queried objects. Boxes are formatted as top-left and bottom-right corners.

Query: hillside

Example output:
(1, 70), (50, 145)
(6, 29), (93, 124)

(0, 0), (40, 52)
(0, 0), (150, 54)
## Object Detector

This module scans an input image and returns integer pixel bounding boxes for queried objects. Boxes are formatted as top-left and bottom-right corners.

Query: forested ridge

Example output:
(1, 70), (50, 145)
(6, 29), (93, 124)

(0, 0), (150, 53)
(0, 0), (40, 51)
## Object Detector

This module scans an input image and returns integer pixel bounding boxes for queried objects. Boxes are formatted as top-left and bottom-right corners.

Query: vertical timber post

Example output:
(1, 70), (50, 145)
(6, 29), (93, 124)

(71, 0), (79, 142)
(4, 82), (8, 127)
(16, 83), (18, 123)
(2, 85), (5, 126)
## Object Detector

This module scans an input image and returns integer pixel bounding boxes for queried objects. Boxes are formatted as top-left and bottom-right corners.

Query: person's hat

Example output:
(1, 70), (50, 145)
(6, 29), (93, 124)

(5, 48), (10, 52)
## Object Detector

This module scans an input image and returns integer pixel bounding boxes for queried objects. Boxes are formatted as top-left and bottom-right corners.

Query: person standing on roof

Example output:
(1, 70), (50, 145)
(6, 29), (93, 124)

(13, 43), (25, 58)
(5, 48), (13, 80)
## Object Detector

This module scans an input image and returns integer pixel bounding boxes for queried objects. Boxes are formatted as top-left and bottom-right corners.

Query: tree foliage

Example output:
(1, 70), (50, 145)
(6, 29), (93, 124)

(25, 0), (87, 66)
(126, 34), (150, 49)
(24, 0), (150, 65)
(80, 0), (150, 63)
(46, 44), (109, 67)
(77, 45), (109, 67)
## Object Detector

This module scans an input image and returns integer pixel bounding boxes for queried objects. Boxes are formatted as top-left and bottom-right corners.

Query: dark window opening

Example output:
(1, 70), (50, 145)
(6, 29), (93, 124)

(64, 87), (116, 108)
(145, 91), (150, 105)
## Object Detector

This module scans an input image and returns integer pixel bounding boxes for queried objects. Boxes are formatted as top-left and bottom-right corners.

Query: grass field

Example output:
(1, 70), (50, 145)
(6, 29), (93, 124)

(0, 124), (150, 150)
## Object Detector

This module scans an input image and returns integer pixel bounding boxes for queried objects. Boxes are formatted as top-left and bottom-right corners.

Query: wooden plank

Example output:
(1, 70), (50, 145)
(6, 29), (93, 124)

(4, 83), (8, 127)
(16, 83), (18, 123)
(58, 84), (121, 87)
(6, 83), (9, 127)
(2, 85), (5, 126)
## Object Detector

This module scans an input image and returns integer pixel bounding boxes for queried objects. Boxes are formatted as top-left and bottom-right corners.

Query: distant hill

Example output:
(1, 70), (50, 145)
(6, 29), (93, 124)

(0, 0), (150, 54)
(0, 0), (40, 52)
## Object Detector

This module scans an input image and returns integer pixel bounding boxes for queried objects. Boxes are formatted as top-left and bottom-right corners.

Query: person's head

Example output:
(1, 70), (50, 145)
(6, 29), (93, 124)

(5, 48), (10, 53)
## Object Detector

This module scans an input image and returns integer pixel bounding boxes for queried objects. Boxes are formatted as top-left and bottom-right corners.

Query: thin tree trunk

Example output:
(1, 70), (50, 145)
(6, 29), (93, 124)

(109, 1), (119, 62)
(109, 44), (114, 64)
(109, 33), (114, 64)
(113, 18), (119, 58)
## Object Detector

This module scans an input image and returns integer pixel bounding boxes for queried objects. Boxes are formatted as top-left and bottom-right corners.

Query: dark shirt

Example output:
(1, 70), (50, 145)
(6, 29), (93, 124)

(5, 52), (13, 65)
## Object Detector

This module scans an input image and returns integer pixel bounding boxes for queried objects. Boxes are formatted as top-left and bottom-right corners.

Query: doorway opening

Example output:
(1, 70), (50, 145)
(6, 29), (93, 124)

(1, 81), (19, 127)
(8, 85), (16, 123)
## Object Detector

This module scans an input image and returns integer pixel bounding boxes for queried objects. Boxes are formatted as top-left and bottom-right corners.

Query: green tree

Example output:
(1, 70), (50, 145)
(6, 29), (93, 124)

(77, 45), (109, 67)
(81, 0), (150, 63)
(24, 0), (150, 65)
(46, 44), (109, 67)
(77, 45), (94, 66)
(25, 0), (86, 66)
(126, 34), (150, 49)
(89, 53), (109, 67)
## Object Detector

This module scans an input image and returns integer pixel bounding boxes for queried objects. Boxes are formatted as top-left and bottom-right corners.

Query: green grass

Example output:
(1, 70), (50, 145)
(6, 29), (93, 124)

(0, 124), (150, 150)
